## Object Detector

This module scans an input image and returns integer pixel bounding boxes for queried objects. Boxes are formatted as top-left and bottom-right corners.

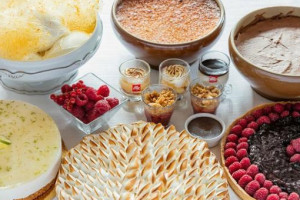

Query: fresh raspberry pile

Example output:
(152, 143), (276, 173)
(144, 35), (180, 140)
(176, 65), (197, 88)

(50, 80), (119, 124)
(224, 103), (300, 200)
(286, 138), (300, 163)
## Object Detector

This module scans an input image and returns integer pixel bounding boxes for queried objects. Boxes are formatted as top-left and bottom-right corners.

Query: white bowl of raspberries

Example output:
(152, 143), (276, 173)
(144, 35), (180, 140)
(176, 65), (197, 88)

(50, 73), (128, 134)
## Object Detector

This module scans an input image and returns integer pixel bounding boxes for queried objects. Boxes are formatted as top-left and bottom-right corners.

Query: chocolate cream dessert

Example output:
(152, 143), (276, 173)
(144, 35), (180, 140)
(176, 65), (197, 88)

(236, 16), (300, 76)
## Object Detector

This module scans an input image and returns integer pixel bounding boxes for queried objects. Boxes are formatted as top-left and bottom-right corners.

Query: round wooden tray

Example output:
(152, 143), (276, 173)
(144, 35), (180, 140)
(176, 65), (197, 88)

(220, 102), (298, 200)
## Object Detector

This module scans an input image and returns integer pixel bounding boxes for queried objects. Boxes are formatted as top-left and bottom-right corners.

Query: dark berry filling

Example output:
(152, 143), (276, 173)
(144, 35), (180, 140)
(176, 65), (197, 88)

(248, 116), (300, 194)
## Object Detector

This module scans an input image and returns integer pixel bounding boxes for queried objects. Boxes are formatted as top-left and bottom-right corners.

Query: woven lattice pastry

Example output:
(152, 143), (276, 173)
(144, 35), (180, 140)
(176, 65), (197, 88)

(56, 121), (229, 200)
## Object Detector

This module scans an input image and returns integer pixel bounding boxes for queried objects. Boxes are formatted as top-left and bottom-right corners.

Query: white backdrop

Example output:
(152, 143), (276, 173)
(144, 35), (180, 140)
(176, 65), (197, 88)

(1, 0), (300, 199)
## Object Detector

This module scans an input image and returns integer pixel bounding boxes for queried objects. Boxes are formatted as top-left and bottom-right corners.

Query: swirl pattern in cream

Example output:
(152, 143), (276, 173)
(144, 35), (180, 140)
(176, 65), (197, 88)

(56, 121), (229, 200)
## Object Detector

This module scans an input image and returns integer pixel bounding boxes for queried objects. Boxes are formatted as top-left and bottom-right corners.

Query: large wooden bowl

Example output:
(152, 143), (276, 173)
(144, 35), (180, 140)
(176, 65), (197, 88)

(229, 6), (300, 100)
(111, 0), (225, 68)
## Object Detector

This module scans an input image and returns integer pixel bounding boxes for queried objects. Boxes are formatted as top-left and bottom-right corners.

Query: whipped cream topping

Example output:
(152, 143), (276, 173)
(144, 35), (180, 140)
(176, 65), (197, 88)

(236, 16), (300, 75)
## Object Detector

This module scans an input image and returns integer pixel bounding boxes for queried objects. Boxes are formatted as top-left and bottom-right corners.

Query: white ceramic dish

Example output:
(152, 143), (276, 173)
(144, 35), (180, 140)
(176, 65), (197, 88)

(184, 113), (225, 147)
(0, 15), (103, 94)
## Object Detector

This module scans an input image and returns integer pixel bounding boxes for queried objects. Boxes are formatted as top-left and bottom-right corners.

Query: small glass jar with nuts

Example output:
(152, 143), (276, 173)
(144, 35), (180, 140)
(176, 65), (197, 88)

(159, 58), (190, 100)
(189, 78), (224, 114)
(119, 59), (151, 101)
(142, 84), (177, 126)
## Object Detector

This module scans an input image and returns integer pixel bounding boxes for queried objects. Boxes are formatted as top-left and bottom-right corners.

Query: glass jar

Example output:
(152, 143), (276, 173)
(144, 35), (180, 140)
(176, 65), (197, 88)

(119, 59), (151, 101)
(159, 58), (190, 100)
(198, 51), (230, 85)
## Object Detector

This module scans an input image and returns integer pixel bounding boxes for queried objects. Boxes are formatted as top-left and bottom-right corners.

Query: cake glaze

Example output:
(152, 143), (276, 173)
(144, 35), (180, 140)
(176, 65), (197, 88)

(0, 100), (61, 200)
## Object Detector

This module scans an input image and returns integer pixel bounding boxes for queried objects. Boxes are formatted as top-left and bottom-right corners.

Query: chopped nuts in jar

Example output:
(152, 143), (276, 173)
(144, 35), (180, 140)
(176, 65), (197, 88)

(191, 83), (221, 99)
(163, 65), (187, 78)
(124, 67), (146, 78)
(144, 89), (176, 107)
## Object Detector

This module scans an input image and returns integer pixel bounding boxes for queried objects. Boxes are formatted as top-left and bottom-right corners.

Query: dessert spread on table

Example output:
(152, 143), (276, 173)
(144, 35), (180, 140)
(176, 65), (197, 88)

(116, 0), (221, 44)
(1, 1), (300, 200)
(235, 16), (300, 75)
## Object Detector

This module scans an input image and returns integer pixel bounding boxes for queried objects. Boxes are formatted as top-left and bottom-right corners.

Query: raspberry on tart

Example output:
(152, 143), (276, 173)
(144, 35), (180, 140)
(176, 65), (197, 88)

(221, 102), (300, 200)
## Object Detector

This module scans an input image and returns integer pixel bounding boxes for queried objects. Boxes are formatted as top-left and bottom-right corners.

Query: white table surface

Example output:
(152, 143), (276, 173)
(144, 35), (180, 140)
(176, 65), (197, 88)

(2, 0), (300, 199)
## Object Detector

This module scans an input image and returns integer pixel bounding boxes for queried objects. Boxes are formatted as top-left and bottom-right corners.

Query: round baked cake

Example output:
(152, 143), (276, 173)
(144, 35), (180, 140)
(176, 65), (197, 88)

(0, 100), (62, 200)
(56, 121), (229, 199)
(221, 102), (300, 200)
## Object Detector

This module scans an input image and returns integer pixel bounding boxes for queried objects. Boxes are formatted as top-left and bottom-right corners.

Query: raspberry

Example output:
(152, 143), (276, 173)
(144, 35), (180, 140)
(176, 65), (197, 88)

(293, 103), (300, 112)
(231, 125), (243, 135)
(224, 148), (236, 158)
(253, 109), (264, 119)
(254, 187), (269, 200)
(76, 94), (88, 106)
(254, 173), (266, 186)
(237, 149), (248, 160)
(245, 115), (255, 122)
(71, 106), (85, 120)
(288, 192), (300, 200)
(247, 121), (259, 130)
(50, 94), (56, 100)
(291, 138), (300, 152)
(286, 145), (296, 156)
(238, 119), (248, 128)
(240, 157), (251, 169)
(290, 154), (300, 163)
(227, 134), (238, 143)
(239, 137), (248, 143)
(242, 128), (255, 138)
(97, 85), (110, 97)
(280, 110), (290, 118)
(106, 97), (119, 108)
(263, 106), (272, 114)
(85, 100), (95, 111)
(292, 111), (300, 118)
(94, 100), (111, 115)
(264, 180), (273, 190)
(232, 169), (246, 181)
(61, 84), (72, 93)
(279, 192), (288, 199)
(225, 142), (237, 150)
(95, 95), (104, 101)
(238, 174), (253, 188)
(237, 142), (249, 151)
(270, 185), (282, 194)
(267, 194), (280, 200)
(257, 116), (271, 126)
(225, 156), (239, 167)
(285, 103), (293, 111)
(245, 180), (260, 196)
(229, 161), (242, 174)
(246, 164), (259, 178)
(85, 87), (99, 101)
(269, 112), (280, 122)
(86, 109), (101, 123)
(273, 103), (285, 114)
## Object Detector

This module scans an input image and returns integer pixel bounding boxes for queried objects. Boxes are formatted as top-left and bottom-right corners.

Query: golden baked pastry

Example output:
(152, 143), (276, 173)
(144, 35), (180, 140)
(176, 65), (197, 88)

(56, 121), (229, 199)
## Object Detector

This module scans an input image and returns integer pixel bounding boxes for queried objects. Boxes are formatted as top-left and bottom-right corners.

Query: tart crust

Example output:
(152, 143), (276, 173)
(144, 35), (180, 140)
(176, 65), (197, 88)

(220, 102), (299, 200)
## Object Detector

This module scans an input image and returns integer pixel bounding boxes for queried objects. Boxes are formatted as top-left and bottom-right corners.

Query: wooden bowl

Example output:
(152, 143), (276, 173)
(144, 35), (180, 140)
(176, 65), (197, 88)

(111, 0), (225, 68)
(229, 6), (300, 100)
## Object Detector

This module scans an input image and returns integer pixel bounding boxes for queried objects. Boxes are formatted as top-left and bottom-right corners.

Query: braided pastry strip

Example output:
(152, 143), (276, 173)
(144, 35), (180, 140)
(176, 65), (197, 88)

(56, 121), (229, 200)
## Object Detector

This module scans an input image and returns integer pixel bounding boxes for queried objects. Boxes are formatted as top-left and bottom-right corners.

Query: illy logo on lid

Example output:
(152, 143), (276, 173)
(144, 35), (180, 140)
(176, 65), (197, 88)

(209, 75), (218, 83)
